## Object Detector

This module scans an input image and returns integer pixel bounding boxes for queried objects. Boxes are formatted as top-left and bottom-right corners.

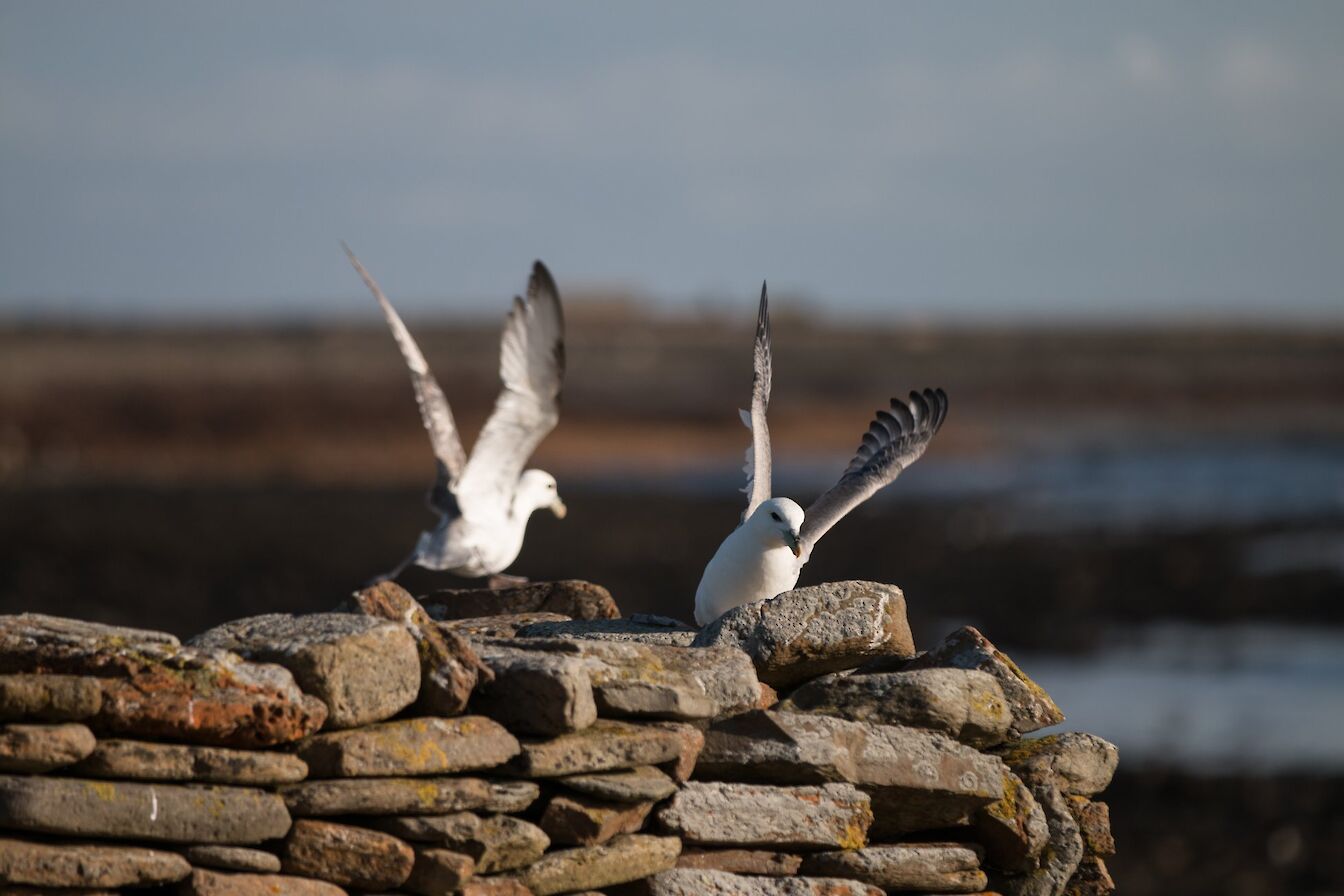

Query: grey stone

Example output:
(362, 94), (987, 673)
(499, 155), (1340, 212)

(801, 844), (987, 892)
(0, 722), (95, 773)
(422, 579), (620, 621)
(369, 810), (483, 843)
(182, 845), (282, 873)
(442, 612), (572, 639)
(510, 833), (682, 896)
(372, 812), (548, 873)
(694, 710), (1005, 836)
(975, 769), (1049, 872)
(281, 818), (415, 890)
(471, 643), (598, 736)
(511, 719), (696, 777)
(675, 849), (802, 876)
(906, 626), (1064, 738)
(558, 765), (678, 803)
(180, 868), (347, 896)
(0, 835), (191, 887)
(297, 715), (519, 778)
(280, 775), (503, 816)
(779, 667), (1012, 748)
(0, 774), (291, 844)
(70, 738), (308, 785)
(191, 612), (421, 729)
(691, 581), (914, 687)
(404, 848), (476, 895)
(516, 616), (698, 646)
(484, 779), (543, 813)
(639, 868), (884, 895)
(656, 781), (871, 850)
(541, 792), (655, 846)
(0, 674), (103, 722)
(994, 779), (1085, 896)
(995, 734), (1119, 797)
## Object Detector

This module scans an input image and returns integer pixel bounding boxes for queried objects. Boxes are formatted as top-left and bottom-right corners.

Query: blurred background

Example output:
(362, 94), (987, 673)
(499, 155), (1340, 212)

(2, 3), (1342, 893)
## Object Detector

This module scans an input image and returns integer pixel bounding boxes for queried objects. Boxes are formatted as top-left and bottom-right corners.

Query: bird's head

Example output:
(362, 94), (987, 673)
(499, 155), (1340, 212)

(747, 497), (805, 557)
(518, 469), (567, 519)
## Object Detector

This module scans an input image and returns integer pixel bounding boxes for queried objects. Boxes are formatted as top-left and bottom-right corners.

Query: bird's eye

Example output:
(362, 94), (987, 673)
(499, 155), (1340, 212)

(770, 511), (781, 522)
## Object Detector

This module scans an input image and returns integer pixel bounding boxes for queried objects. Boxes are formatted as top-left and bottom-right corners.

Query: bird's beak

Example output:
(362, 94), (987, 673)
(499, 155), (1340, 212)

(786, 529), (802, 557)
(550, 498), (568, 520)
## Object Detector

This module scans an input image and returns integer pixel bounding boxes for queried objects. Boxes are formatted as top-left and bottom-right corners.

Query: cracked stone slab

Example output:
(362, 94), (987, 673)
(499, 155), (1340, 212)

(691, 581), (914, 687)
(422, 580), (620, 621)
(70, 738), (308, 785)
(801, 844), (987, 892)
(296, 716), (519, 778)
(0, 722), (96, 773)
(508, 833), (682, 896)
(281, 818), (415, 891)
(656, 781), (872, 850)
(0, 835), (191, 888)
(191, 612), (420, 729)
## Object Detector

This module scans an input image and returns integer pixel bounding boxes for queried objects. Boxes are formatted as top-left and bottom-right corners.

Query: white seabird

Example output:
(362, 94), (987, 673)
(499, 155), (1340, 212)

(693, 285), (948, 626)
(344, 245), (568, 582)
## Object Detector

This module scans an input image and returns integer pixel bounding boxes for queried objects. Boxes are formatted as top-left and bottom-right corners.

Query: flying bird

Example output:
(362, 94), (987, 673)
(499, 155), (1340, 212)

(693, 285), (948, 626)
(344, 245), (568, 583)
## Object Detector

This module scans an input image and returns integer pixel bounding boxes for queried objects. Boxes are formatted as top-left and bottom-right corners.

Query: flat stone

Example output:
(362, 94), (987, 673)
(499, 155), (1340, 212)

(0, 614), (326, 747)
(510, 719), (695, 777)
(367, 811), (548, 872)
(370, 809), (483, 843)
(462, 879), (536, 896)
(1066, 798), (1115, 857)
(779, 668), (1012, 748)
(676, 849), (802, 876)
(691, 581), (914, 687)
(280, 775), (505, 816)
(993, 778), (1084, 896)
(0, 674), (103, 722)
(659, 721), (705, 783)
(0, 774), (290, 844)
(515, 616), (698, 646)
(422, 580), (620, 621)
(542, 792), (655, 846)
(0, 835), (191, 887)
(0, 722), (95, 773)
(510, 833), (681, 896)
(694, 710), (1005, 837)
(471, 645), (598, 736)
(297, 716), (519, 777)
(1063, 856), (1115, 896)
(443, 612), (572, 639)
(802, 844), (987, 892)
(70, 738), (308, 785)
(404, 848), (476, 896)
(485, 779), (543, 813)
(906, 627), (1064, 738)
(638, 868), (884, 895)
(558, 765), (678, 803)
(191, 612), (420, 729)
(974, 769), (1049, 872)
(657, 781), (871, 850)
(281, 818), (415, 890)
(180, 868), (347, 896)
(182, 845), (282, 873)
(340, 581), (495, 716)
(995, 734), (1119, 797)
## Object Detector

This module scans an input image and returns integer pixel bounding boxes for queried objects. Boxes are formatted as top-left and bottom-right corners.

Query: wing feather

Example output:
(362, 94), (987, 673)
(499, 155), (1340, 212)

(741, 283), (773, 520)
(800, 388), (949, 551)
(344, 243), (466, 513)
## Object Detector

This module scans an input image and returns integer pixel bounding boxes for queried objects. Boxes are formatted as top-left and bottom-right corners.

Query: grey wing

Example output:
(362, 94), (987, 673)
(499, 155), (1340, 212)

(343, 243), (467, 513)
(799, 388), (949, 551)
(741, 282), (773, 520)
(453, 261), (565, 517)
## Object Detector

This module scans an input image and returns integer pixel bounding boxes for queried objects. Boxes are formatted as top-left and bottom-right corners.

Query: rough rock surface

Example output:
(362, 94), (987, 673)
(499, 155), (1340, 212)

(181, 845), (282, 873)
(542, 792), (655, 846)
(975, 768), (1049, 872)
(1067, 797), (1115, 857)
(510, 833), (681, 896)
(369, 811), (549, 873)
(638, 868), (884, 895)
(0, 614), (326, 747)
(0, 674), (103, 722)
(515, 615), (698, 646)
(1064, 855), (1116, 895)
(694, 710), (1004, 836)
(558, 765), (678, 803)
(297, 716), (519, 778)
(801, 844), (987, 892)
(180, 868), (346, 895)
(340, 580), (494, 716)
(675, 848), (802, 875)
(0, 835), (192, 887)
(511, 720), (697, 777)
(191, 612), (420, 729)
(0, 723), (96, 773)
(691, 581), (915, 687)
(280, 776), (505, 816)
(996, 734), (1119, 797)
(281, 818), (415, 890)
(423, 580), (620, 621)
(995, 778), (1084, 896)
(907, 626), (1064, 738)
(0, 775), (290, 844)
(471, 644), (598, 736)
(70, 738), (308, 785)
(443, 612), (572, 639)
(461, 878), (536, 895)
(656, 781), (871, 850)
(404, 848), (476, 895)
(779, 667), (1012, 748)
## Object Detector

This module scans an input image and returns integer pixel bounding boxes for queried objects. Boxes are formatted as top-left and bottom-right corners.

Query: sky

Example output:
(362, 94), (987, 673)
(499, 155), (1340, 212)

(1, 2), (1341, 320)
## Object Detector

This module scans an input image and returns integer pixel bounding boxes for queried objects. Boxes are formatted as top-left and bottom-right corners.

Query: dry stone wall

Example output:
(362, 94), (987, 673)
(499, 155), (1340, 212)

(0, 579), (1116, 896)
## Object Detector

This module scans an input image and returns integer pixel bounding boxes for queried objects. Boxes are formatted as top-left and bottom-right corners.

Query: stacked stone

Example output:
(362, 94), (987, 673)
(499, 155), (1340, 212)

(0, 578), (1116, 896)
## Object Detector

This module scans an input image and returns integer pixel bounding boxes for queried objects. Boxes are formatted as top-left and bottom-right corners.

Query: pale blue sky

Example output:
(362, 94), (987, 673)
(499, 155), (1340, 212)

(1, 2), (1341, 319)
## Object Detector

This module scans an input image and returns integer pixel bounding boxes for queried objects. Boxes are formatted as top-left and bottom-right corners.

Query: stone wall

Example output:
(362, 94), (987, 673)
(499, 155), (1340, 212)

(0, 579), (1117, 896)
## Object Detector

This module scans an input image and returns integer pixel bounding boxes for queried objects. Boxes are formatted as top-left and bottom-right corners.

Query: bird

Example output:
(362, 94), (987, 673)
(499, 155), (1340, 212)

(343, 244), (568, 584)
(693, 284), (949, 626)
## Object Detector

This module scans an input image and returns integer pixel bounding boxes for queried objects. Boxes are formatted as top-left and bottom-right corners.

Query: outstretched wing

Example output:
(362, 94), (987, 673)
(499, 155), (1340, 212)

(799, 388), (949, 552)
(740, 282), (773, 521)
(344, 243), (466, 513)
(453, 261), (565, 518)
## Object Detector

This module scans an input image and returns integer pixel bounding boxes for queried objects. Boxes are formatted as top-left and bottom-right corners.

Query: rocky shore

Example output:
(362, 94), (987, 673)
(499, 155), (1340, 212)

(0, 579), (1116, 895)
